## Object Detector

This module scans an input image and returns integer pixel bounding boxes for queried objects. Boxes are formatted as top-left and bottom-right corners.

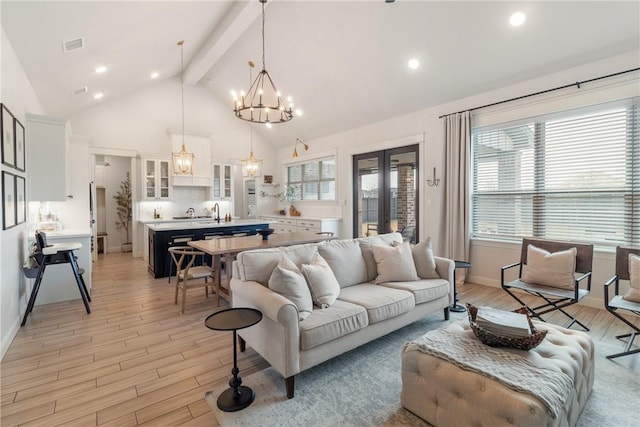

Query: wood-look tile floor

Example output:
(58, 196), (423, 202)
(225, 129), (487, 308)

(2, 252), (639, 426)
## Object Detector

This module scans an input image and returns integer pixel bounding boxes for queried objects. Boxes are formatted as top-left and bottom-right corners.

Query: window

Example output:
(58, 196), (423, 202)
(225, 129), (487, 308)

(472, 98), (639, 247)
(287, 158), (336, 201)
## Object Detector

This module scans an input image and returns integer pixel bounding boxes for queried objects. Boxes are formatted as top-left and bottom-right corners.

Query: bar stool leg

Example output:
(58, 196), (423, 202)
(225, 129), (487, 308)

(22, 259), (47, 326)
(66, 251), (91, 314)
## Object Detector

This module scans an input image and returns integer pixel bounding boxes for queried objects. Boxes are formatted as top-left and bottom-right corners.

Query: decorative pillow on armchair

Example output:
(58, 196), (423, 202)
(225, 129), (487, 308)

(521, 244), (577, 290)
(411, 237), (440, 279)
(372, 241), (420, 284)
(301, 252), (341, 308)
(623, 254), (640, 303)
(268, 255), (313, 320)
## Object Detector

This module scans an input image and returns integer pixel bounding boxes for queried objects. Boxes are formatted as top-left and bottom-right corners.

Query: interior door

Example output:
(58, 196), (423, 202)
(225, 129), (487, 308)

(353, 145), (418, 242)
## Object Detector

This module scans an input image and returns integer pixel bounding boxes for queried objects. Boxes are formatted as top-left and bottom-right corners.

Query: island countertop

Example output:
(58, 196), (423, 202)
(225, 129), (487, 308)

(145, 219), (275, 232)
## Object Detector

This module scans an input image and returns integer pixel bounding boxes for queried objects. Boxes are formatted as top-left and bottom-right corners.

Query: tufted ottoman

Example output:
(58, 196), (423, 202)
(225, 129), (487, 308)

(401, 320), (594, 427)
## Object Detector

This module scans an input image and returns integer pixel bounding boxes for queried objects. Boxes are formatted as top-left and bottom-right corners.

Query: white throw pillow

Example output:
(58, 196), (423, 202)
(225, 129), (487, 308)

(623, 254), (640, 303)
(301, 253), (341, 308)
(371, 241), (420, 284)
(411, 237), (440, 279)
(318, 239), (368, 287)
(268, 255), (313, 320)
(521, 244), (577, 290)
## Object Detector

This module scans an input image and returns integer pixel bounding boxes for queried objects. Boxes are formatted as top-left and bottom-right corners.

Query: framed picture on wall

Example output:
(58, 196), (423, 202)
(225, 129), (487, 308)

(263, 174), (273, 185)
(14, 118), (25, 172)
(16, 175), (26, 224)
(1, 104), (15, 169)
(2, 171), (16, 230)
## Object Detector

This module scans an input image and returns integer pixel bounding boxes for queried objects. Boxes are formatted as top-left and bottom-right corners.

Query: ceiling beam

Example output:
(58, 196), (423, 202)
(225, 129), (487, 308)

(183, 0), (268, 86)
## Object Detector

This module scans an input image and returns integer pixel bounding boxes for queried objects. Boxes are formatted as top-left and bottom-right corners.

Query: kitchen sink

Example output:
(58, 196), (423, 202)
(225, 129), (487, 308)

(172, 216), (211, 219)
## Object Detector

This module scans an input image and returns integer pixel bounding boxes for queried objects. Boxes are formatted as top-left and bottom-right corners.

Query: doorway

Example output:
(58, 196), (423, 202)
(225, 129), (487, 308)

(352, 144), (419, 242)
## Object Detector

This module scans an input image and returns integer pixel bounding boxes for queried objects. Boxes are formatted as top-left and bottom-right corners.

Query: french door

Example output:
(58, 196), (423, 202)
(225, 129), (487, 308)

(352, 144), (419, 242)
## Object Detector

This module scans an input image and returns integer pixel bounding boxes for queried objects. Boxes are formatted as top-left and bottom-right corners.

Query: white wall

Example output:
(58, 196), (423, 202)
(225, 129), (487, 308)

(1, 29), (46, 359)
(275, 50), (640, 310)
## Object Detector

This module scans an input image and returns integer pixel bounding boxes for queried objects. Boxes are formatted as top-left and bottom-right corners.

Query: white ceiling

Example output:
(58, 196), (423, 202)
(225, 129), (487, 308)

(2, 1), (639, 148)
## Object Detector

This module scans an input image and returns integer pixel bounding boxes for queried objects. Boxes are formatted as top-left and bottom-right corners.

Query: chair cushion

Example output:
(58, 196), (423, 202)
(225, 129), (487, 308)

(301, 253), (341, 308)
(623, 254), (640, 303)
(411, 237), (440, 279)
(372, 241), (420, 284)
(268, 255), (313, 320)
(381, 278), (449, 304)
(338, 283), (415, 324)
(318, 239), (368, 288)
(298, 300), (368, 350)
(522, 244), (577, 290)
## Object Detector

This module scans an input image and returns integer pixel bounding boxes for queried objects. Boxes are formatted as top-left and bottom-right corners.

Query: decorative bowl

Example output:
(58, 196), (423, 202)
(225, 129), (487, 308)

(257, 228), (275, 240)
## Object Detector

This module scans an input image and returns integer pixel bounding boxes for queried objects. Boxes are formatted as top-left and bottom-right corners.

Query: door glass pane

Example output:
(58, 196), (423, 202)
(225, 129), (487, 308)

(356, 156), (380, 238)
(389, 151), (417, 243)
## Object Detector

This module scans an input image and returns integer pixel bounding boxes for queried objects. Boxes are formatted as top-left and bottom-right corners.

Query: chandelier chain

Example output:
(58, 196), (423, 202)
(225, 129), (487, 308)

(179, 40), (185, 145)
(261, 0), (266, 70)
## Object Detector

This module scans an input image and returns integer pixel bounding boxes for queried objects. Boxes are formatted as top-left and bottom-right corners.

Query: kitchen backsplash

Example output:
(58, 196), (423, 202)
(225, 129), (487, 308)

(139, 187), (233, 220)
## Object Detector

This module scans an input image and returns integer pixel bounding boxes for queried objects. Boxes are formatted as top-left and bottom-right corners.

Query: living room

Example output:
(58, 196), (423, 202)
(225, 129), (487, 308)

(1, 1), (639, 426)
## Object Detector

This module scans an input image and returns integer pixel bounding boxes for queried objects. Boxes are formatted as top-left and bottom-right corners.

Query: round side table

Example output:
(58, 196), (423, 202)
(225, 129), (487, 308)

(451, 260), (472, 313)
(205, 307), (262, 412)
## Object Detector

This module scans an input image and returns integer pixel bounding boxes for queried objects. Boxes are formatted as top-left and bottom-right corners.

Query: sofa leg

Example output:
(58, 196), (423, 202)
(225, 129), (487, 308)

(285, 376), (295, 399)
(239, 336), (246, 352)
(444, 306), (450, 321)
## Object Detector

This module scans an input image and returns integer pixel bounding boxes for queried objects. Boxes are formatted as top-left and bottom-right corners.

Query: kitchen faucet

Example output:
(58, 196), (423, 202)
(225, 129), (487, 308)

(185, 207), (195, 218)
(213, 203), (221, 223)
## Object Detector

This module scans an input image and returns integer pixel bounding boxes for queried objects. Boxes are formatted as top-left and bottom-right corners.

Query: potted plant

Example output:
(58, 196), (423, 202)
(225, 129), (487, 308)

(281, 185), (300, 216)
(114, 172), (132, 252)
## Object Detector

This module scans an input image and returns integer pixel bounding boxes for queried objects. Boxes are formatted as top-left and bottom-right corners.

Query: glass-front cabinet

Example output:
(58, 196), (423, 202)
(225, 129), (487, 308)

(212, 163), (233, 200)
(144, 158), (171, 200)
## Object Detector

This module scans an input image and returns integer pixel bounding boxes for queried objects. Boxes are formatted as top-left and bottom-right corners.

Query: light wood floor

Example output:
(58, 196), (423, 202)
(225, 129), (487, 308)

(2, 252), (639, 426)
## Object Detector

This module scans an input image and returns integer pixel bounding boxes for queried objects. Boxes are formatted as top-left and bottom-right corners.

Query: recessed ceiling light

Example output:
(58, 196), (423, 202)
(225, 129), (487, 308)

(94, 93), (104, 100)
(408, 58), (420, 70)
(509, 11), (526, 27)
(95, 65), (107, 74)
(150, 72), (160, 79)
(295, 109), (303, 117)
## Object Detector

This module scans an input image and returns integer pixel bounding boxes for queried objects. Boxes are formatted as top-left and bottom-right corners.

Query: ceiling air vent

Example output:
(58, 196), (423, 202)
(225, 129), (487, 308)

(72, 86), (88, 96)
(63, 37), (85, 53)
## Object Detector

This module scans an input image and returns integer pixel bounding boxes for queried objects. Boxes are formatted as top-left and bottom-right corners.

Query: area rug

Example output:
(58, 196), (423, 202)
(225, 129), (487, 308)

(206, 313), (640, 427)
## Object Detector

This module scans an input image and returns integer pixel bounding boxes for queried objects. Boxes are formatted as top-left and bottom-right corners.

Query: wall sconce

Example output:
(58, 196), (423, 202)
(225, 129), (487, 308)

(292, 137), (309, 158)
(427, 167), (440, 187)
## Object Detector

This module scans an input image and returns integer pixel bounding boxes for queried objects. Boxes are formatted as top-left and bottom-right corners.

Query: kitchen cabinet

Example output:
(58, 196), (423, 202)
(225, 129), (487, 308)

(143, 158), (171, 200)
(169, 130), (212, 186)
(261, 215), (341, 236)
(212, 164), (233, 200)
(27, 114), (69, 201)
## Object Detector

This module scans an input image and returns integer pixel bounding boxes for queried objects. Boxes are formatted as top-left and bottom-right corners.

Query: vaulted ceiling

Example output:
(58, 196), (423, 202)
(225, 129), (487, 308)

(2, 1), (639, 147)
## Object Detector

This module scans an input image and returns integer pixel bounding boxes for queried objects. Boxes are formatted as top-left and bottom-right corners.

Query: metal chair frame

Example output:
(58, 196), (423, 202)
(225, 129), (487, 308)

(604, 246), (640, 359)
(501, 238), (593, 331)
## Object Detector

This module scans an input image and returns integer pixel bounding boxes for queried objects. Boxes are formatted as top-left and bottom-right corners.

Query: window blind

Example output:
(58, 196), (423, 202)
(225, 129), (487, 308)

(472, 98), (639, 247)
(286, 158), (336, 201)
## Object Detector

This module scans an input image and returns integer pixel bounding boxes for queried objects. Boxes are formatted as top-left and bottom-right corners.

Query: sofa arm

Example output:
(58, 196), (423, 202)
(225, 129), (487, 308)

(434, 256), (455, 303)
(230, 279), (300, 326)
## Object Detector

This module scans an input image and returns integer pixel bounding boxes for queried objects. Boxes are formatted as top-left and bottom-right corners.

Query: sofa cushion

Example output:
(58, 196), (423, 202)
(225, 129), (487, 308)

(372, 241), (420, 284)
(522, 244), (577, 290)
(268, 255), (313, 320)
(338, 284), (415, 324)
(411, 237), (440, 279)
(318, 239), (368, 288)
(380, 278), (449, 304)
(298, 300), (369, 350)
(236, 243), (319, 285)
(359, 233), (403, 282)
(301, 253), (341, 308)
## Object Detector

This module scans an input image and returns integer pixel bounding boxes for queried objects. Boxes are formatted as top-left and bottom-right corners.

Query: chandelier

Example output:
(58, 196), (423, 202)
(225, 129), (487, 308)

(242, 127), (263, 177)
(172, 40), (194, 175)
(232, 0), (293, 127)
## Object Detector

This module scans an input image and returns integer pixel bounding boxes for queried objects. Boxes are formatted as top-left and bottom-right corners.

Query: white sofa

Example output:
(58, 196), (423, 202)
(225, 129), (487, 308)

(230, 232), (455, 398)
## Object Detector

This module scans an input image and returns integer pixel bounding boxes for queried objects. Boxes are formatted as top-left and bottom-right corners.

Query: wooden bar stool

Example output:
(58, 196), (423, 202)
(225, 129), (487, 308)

(22, 231), (91, 326)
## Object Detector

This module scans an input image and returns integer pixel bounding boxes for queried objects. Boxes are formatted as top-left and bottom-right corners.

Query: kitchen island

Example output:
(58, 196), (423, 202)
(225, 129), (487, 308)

(145, 219), (274, 278)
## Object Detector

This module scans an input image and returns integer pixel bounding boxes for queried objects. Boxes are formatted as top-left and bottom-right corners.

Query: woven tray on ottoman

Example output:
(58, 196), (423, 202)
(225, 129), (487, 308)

(401, 320), (594, 427)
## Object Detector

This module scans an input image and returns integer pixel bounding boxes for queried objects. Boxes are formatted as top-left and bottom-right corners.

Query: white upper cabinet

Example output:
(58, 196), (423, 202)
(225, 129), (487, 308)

(212, 163), (233, 200)
(168, 130), (211, 186)
(27, 114), (69, 201)
(143, 158), (171, 200)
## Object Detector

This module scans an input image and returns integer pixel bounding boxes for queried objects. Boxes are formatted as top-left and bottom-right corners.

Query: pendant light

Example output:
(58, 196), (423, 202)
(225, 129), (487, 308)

(231, 0), (294, 127)
(172, 40), (194, 175)
(242, 126), (263, 177)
